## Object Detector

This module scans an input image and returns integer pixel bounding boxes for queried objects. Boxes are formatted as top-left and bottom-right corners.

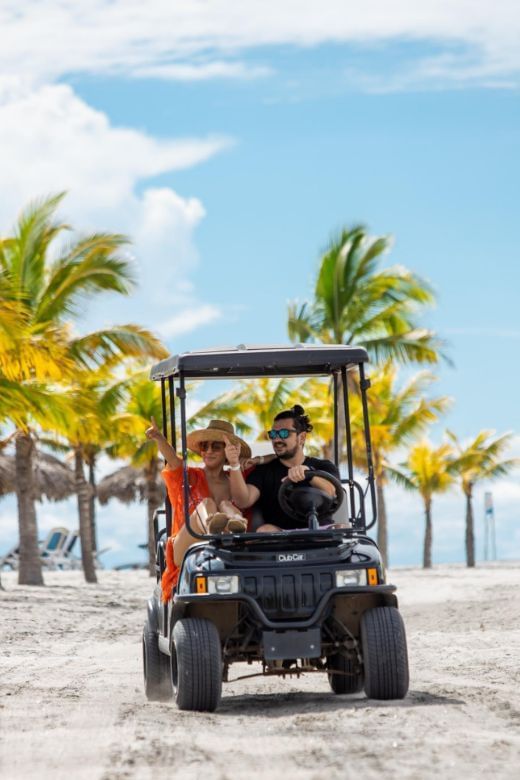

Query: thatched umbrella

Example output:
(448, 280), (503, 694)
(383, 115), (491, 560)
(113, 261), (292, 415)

(0, 452), (76, 501)
(97, 465), (165, 572)
(97, 465), (165, 507)
(0, 450), (76, 590)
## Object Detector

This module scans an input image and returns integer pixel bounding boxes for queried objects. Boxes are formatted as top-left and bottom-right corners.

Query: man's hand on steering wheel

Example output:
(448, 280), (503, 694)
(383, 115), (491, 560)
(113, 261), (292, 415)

(278, 469), (344, 523)
(286, 464), (310, 482)
(285, 465), (336, 499)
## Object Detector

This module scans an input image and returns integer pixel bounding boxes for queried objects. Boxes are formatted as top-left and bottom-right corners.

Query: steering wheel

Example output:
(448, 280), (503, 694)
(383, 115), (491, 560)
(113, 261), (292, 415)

(278, 470), (344, 528)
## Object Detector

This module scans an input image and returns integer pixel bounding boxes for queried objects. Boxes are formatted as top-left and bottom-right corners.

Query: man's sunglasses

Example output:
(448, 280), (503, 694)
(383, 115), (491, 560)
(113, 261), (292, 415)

(200, 440), (225, 452)
(267, 428), (298, 440)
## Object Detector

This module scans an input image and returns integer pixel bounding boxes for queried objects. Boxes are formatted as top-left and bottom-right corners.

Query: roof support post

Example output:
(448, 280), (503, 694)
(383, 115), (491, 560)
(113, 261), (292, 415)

(160, 379), (172, 537)
(333, 371), (340, 469)
(340, 366), (356, 524)
(359, 362), (377, 529)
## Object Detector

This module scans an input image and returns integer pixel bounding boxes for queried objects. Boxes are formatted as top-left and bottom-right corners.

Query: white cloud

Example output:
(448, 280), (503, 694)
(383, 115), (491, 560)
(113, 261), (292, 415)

(0, 81), (233, 332)
(0, 1), (519, 89)
(0, 82), (230, 227)
(157, 305), (223, 339)
(133, 62), (274, 81)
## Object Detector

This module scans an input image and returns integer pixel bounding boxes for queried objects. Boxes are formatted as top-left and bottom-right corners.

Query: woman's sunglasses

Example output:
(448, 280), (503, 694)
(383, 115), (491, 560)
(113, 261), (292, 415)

(267, 428), (297, 440)
(200, 440), (226, 452)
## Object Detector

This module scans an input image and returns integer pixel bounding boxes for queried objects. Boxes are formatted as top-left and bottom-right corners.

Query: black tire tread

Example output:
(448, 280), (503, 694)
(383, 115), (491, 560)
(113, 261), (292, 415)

(172, 618), (222, 712)
(327, 653), (364, 694)
(361, 606), (409, 700)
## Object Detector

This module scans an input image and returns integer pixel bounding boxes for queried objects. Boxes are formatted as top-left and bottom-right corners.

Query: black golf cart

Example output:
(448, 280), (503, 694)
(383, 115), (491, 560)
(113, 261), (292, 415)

(142, 344), (409, 711)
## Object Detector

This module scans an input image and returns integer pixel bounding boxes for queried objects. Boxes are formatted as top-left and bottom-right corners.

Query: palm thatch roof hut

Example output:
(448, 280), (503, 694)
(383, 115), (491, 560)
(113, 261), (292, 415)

(0, 452), (76, 501)
(96, 466), (165, 507)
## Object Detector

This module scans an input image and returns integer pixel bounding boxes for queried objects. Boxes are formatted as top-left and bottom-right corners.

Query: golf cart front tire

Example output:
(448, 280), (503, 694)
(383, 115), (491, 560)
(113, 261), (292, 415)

(361, 606), (409, 700)
(171, 618), (222, 712)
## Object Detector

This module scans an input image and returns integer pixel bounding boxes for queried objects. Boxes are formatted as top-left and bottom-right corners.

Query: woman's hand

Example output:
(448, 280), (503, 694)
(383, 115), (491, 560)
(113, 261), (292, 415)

(223, 435), (241, 468)
(145, 416), (164, 441)
(145, 417), (181, 469)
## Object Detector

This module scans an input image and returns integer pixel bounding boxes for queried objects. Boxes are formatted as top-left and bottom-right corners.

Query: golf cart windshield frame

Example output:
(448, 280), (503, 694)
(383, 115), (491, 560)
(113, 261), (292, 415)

(150, 344), (377, 540)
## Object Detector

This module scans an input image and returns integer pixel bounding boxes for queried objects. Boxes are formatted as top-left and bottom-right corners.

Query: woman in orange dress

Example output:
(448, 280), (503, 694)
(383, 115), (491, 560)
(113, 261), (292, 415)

(145, 418), (262, 601)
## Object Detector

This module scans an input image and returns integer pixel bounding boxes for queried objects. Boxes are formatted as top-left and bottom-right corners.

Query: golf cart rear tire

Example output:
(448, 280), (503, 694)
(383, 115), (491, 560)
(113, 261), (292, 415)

(143, 623), (172, 701)
(327, 653), (364, 694)
(361, 606), (409, 700)
(171, 618), (222, 712)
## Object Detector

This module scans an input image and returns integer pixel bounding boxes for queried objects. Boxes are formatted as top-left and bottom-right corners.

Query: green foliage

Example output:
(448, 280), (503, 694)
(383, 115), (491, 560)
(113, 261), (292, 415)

(447, 430), (519, 495)
(288, 225), (446, 365)
(388, 441), (454, 503)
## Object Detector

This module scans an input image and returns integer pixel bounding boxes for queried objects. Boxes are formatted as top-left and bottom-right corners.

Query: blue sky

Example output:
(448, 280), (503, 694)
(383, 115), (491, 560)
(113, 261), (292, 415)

(0, 2), (519, 568)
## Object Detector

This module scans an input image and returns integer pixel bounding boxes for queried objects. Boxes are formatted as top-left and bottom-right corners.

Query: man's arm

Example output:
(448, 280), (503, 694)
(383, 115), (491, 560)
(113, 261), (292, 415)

(145, 417), (182, 470)
(223, 435), (261, 508)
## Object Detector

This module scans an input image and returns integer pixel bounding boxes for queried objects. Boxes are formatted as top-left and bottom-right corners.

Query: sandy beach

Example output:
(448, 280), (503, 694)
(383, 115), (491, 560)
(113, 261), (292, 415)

(1, 564), (519, 780)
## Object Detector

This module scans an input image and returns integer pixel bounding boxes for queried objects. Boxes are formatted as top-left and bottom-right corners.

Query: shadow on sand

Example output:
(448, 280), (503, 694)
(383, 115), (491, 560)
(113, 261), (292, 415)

(218, 688), (465, 716)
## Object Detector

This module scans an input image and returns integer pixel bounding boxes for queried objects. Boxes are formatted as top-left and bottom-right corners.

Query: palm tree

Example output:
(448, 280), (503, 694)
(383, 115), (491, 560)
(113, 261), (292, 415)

(104, 374), (168, 575)
(0, 193), (165, 585)
(349, 363), (451, 565)
(287, 225), (446, 365)
(389, 441), (454, 568)
(191, 377), (299, 441)
(447, 431), (518, 567)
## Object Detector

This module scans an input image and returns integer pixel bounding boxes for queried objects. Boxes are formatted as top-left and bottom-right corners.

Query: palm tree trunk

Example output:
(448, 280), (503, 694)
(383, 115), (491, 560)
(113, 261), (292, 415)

(465, 488), (475, 567)
(376, 479), (389, 568)
(16, 432), (44, 586)
(423, 498), (433, 569)
(75, 450), (97, 583)
(88, 458), (97, 552)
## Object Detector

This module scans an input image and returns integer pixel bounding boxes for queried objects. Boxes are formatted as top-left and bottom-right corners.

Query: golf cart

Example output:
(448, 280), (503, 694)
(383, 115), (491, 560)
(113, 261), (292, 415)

(143, 344), (409, 711)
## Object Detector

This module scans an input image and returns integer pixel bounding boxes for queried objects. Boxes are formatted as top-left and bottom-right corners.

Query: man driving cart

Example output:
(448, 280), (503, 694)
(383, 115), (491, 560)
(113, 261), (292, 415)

(227, 404), (341, 531)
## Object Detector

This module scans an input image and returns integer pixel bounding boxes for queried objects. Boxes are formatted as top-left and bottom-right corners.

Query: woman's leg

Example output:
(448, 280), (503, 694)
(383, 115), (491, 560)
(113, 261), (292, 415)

(256, 523), (282, 533)
(173, 497), (217, 566)
(218, 500), (245, 519)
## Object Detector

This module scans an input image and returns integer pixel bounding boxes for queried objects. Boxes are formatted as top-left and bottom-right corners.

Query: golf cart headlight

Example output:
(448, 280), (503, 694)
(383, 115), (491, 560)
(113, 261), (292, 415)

(207, 575), (239, 595)
(335, 569), (367, 588)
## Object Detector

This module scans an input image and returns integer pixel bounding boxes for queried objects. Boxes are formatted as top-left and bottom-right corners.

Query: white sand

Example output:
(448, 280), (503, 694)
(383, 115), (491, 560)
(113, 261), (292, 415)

(1, 564), (520, 780)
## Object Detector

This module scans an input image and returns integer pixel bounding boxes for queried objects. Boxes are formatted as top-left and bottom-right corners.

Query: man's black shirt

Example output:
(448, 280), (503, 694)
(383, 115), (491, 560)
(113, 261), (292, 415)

(246, 456), (340, 529)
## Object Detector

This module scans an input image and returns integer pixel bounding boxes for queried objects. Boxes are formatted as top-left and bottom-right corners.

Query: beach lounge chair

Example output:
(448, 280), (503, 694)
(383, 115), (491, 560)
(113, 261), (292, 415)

(0, 526), (69, 571)
(0, 542), (20, 570)
(43, 529), (81, 570)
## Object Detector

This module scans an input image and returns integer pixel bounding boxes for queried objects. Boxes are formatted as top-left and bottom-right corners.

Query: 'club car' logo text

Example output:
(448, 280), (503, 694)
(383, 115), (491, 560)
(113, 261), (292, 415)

(277, 553), (306, 562)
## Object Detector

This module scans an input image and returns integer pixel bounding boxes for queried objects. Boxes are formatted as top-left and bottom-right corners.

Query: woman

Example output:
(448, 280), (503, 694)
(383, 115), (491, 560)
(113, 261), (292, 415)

(145, 417), (262, 601)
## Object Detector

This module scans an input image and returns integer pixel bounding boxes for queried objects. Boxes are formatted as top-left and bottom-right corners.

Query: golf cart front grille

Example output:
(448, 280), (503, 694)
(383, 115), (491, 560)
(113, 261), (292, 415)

(242, 570), (334, 620)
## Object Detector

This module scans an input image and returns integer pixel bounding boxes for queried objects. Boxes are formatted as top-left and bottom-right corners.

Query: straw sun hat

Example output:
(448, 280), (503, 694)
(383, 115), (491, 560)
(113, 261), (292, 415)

(187, 420), (251, 459)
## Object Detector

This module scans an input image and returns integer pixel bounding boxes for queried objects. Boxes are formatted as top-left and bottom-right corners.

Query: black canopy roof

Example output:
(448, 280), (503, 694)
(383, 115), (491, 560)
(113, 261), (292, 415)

(150, 344), (368, 381)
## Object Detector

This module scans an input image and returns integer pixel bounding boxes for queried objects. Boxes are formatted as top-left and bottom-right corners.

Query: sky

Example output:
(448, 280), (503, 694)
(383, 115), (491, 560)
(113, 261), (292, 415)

(0, 1), (519, 569)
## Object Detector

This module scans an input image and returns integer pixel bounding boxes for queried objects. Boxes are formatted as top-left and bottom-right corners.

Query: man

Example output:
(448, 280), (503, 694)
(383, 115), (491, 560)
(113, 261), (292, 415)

(225, 404), (340, 530)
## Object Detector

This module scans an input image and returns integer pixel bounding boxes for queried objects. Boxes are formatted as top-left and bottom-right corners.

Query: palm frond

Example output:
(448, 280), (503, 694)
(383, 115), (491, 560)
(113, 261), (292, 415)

(69, 325), (167, 369)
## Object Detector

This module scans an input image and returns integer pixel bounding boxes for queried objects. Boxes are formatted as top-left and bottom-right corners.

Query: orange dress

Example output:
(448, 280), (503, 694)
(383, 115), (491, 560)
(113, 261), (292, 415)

(160, 465), (253, 602)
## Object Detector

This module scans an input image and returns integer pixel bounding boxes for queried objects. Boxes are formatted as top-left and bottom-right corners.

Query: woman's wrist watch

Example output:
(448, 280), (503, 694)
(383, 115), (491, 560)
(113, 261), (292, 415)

(229, 463), (242, 471)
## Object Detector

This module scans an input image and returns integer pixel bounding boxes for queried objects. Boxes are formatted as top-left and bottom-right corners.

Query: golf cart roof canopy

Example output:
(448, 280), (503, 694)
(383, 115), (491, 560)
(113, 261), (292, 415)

(150, 343), (368, 381)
